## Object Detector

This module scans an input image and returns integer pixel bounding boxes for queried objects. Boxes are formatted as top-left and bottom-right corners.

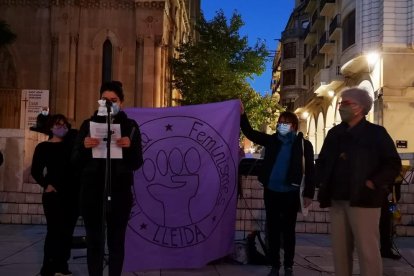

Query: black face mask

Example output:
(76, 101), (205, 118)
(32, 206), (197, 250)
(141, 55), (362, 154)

(339, 106), (355, 123)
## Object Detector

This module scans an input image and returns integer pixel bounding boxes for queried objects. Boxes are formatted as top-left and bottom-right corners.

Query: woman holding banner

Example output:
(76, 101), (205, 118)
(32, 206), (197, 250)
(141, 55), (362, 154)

(240, 104), (315, 276)
(72, 81), (143, 276)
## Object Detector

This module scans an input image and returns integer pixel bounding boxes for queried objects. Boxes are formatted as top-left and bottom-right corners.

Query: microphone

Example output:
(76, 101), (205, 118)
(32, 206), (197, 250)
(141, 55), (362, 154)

(105, 100), (112, 108)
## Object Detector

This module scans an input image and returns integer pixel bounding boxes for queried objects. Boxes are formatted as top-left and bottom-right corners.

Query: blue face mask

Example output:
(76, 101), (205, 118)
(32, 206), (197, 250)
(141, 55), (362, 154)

(112, 102), (120, 115)
(277, 123), (292, 136)
(52, 126), (68, 138)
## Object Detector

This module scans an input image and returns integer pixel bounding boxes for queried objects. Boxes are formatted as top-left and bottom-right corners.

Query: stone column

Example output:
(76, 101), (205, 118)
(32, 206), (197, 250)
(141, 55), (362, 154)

(135, 36), (144, 106)
(68, 34), (78, 120)
(142, 35), (155, 107)
(154, 36), (162, 107)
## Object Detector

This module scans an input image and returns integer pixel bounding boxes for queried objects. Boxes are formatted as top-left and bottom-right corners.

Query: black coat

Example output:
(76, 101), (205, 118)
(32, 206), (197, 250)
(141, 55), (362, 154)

(72, 111), (143, 179)
(240, 113), (315, 199)
(316, 119), (401, 208)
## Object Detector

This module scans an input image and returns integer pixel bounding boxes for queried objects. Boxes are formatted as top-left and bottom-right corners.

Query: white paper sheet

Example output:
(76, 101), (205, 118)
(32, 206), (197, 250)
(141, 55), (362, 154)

(89, 122), (122, 159)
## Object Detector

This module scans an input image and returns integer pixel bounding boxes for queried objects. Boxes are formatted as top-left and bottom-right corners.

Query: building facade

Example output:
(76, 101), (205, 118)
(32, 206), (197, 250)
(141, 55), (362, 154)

(0, 0), (200, 224)
(274, 0), (414, 155)
(273, 0), (414, 235)
(0, 0), (200, 128)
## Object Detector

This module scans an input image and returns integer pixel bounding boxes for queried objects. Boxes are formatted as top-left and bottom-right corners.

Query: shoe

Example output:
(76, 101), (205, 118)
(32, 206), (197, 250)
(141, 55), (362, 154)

(284, 267), (293, 276)
(381, 250), (401, 260)
(54, 269), (72, 276)
(268, 266), (279, 276)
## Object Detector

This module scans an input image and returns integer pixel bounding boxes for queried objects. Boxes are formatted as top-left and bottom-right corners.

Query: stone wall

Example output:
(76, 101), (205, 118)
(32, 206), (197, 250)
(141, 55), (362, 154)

(0, 129), (47, 224)
(235, 173), (414, 237)
(1, 139), (414, 237)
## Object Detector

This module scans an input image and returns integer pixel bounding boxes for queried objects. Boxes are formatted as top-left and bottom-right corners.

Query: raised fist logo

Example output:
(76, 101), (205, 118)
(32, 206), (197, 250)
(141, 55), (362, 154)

(129, 116), (236, 248)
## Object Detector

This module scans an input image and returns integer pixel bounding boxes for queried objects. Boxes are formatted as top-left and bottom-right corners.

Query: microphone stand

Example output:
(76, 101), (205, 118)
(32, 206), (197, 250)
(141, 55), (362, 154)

(105, 102), (112, 217)
(101, 102), (112, 270)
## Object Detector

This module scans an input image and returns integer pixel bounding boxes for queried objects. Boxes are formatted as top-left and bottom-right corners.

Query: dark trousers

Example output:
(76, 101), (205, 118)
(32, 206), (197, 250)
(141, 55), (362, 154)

(264, 189), (300, 268)
(80, 174), (133, 276)
(379, 199), (393, 252)
(41, 191), (78, 275)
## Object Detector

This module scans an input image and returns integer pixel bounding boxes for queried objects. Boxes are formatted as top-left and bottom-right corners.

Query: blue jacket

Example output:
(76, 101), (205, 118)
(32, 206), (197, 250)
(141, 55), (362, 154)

(240, 113), (315, 199)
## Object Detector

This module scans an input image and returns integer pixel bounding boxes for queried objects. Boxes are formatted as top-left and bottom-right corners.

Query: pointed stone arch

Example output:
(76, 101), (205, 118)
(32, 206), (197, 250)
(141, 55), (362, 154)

(91, 29), (122, 51)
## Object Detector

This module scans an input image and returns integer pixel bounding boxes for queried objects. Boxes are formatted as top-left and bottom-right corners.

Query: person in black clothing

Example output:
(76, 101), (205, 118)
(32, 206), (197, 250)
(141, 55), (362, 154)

(0, 151), (3, 166)
(30, 106), (52, 135)
(240, 104), (315, 276)
(31, 114), (79, 276)
(379, 181), (401, 259)
(316, 88), (401, 276)
(72, 81), (143, 276)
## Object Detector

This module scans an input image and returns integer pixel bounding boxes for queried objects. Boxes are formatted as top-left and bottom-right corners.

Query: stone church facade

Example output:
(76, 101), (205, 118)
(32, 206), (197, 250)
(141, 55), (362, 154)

(0, 0), (200, 224)
(0, 0), (200, 127)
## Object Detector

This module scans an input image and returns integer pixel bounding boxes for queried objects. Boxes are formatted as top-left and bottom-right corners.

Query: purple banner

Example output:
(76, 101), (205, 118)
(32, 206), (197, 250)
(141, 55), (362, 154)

(123, 100), (240, 271)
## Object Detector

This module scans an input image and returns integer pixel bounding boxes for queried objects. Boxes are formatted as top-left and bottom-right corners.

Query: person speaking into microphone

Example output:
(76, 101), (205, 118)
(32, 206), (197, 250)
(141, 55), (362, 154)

(72, 81), (143, 276)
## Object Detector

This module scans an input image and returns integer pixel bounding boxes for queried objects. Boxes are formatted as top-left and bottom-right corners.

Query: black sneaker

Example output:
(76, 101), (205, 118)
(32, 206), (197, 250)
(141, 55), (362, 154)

(284, 267), (293, 276)
(268, 266), (279, 276)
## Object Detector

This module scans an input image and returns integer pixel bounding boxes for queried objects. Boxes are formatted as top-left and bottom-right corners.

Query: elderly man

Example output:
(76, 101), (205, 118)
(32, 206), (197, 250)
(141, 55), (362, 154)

(317, 87), (401, 276)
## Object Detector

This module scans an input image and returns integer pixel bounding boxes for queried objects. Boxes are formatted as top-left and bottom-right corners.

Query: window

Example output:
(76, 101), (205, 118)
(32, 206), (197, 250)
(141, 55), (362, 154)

(102, 39), (113, 83)
(281, 98), (296, 112)
(301, 20), (309, 29)
(283, 42), (296, 59)
(283, 69), (296, 86)
(342, 10), (355, 51)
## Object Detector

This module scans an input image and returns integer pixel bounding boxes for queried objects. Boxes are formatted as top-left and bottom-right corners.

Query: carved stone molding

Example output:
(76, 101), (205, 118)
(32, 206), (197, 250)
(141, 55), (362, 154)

(0, 0), (166, 10)
(0, 0), (137, 9)
(135, 1), (165, 10)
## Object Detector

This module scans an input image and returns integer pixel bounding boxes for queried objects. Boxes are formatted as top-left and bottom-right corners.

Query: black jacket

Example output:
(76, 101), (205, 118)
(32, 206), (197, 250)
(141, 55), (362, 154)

(72, 111), (143, 178)
(31, 129), (78, 191)
(240, 113), (315, 198)
(316, 119), (401, 208)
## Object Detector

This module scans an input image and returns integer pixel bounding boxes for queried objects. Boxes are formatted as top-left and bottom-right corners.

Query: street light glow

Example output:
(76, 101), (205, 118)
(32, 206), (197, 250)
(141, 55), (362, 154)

(366, 52), (380, 66)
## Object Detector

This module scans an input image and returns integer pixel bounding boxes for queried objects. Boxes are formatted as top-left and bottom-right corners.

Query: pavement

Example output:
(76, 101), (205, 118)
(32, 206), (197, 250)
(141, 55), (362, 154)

(0, 224), (414, 276)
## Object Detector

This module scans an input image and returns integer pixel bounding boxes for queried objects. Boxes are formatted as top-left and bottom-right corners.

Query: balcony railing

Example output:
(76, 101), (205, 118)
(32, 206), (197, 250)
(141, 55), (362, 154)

(319, 32), (327, 48)
(319, 31), (335, 53)
(329, 14), (341, 40)
(304, 24), (317, 45)
(320, 0), (336, 17)
(313, 68), (330, 91)
(310, 45), (321, 61)
(311, 10), (318, 27)
(310, 9), (325, 31)
(281, 28), (306, 40)
(304, 0), (317, 13)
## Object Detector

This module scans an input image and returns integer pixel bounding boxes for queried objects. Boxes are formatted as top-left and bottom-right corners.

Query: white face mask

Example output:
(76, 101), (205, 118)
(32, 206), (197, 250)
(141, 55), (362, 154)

(41, 110), (49, 116)
(277, 123), (291, 136)
(97, 99), (120, 116)
(112, 102), (120, 115)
